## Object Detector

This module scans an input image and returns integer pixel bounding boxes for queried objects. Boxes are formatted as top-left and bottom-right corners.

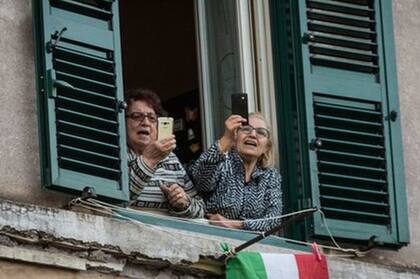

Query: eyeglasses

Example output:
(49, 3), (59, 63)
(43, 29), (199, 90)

(126, 112), (158, 124)
(238, 125), (270, 139)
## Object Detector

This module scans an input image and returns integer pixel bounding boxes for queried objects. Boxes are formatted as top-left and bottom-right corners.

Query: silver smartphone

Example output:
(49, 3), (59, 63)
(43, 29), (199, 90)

(157, 117), (174, 140)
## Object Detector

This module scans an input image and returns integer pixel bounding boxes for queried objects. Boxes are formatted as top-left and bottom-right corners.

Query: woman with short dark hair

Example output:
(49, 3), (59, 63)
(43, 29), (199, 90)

(125, 88), (204, 218)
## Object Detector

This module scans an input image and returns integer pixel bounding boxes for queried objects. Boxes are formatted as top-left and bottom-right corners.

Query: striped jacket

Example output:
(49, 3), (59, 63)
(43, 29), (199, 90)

(189, 143), (283, 231)
(128, 150), (205, 218)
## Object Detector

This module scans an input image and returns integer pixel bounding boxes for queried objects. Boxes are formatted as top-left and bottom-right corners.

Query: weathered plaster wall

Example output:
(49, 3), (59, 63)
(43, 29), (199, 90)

(0, 259), (125, 279)
(363, 0), (420, 270)
(1, 200), (420, 279)
(0, 0), (72, 207)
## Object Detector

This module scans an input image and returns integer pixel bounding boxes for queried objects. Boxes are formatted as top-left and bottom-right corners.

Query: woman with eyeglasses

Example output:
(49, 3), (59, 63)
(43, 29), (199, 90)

(125, 88), (204, 218)
(189, 113), (282, 231)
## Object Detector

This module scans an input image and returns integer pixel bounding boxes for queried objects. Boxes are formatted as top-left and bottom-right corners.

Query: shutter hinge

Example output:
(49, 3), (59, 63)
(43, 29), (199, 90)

(385, 110), (398, 122)
(118, 101), (128, 112)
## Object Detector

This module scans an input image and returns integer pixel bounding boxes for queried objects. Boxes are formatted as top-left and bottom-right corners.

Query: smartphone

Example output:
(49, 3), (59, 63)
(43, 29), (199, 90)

(231, 93), (249, 124)
(157, 117), (174, 140)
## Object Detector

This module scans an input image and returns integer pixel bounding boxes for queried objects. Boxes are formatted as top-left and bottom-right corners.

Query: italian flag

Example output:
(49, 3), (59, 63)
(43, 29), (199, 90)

(226, 252), (329, 279)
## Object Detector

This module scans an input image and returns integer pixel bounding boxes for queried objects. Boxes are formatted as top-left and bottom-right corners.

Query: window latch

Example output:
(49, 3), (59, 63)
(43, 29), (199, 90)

(46, 69), (74, 98)
(47, 27), (67, 53)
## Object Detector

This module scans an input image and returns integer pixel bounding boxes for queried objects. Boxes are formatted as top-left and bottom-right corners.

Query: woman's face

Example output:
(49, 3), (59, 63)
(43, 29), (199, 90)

(235, 116), (270, 163)
(126, 100), (158, 153)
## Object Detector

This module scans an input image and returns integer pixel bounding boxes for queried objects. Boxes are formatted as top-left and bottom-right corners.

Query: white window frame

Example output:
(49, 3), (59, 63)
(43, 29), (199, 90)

(195, 0), (258, 148)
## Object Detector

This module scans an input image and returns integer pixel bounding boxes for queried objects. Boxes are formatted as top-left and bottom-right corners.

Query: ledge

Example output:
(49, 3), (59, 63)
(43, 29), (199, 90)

(0, 199), (419, 278)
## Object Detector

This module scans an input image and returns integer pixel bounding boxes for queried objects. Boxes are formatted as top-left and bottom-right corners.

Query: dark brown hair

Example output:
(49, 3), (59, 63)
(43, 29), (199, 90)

(124, 88), (164, 116)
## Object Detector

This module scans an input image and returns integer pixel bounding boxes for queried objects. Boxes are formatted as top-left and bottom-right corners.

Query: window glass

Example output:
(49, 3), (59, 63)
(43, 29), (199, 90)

(198, 0), (242, 141)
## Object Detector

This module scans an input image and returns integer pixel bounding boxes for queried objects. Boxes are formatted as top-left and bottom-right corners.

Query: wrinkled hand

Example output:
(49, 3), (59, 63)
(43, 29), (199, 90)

(219, 115), (247, 152)
(143, 135), (176, 168)
(206, 213), (243, 229)
(161, 184), (190, 210)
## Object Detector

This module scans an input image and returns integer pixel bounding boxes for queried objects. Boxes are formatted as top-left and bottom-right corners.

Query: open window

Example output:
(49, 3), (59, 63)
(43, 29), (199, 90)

(32, 0), (258, 199)
(32, 0), (409, 248)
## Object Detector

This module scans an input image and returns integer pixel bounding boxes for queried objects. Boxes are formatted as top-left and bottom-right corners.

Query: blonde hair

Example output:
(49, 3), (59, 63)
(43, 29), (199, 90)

(249, 112), (274, 168)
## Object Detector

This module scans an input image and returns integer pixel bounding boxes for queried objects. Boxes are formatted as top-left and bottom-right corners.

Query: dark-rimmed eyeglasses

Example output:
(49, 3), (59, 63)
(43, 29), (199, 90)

(238, 125), (270, 139)
(126, 112), (158, 124)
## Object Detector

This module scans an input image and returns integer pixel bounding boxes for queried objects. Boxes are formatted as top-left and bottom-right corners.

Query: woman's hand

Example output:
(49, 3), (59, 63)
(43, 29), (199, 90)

(142, 135), (176, 168)
(206, 213), (244, 229)
(219, 115), (247, 153)
(161, 184), (190, 210)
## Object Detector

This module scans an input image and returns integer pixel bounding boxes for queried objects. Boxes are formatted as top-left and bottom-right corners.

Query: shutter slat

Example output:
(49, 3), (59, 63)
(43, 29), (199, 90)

(322, 207), (389, 224)
(308, 22), (375, 40)
(59, 87), (116, 109)
(57, 97), (116, 121)
(333, 0), (373, 6)
(316, 113), (382, 128)
(319, 173), (386, 190)
(310, 34), (377, 51)
(318, 150), (384, 168)
(58, 95), (116, 114)
(307, 12), (374, 29)
(58, 133), (119, 157)
(319, 161), (386, 180)
(308, 1), (374, 17)
(321, 138), (384, 151)
(310, 46), (378, 62)
(320, 184), (387, 197)
(59, 145), (120, 169)
(57, 121), (118, 145)
(55, 46), (114, 70)
(316, 127), (383, 145)
(56, 71), (115, 90)
(315, 101), (382, 120)
(319, 160), (385, 173)
(55, 58), (115, 84)
(51, 0), (112, 20)
(321, 195), (388, 208)
(59, 158), (121, 181)
(310, 57), (378, 73)
(57, 109), (118, 133)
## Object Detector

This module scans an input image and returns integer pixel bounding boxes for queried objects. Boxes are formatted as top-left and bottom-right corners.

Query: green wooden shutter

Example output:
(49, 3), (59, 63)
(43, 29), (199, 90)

(33, 0), (129, 202)
(294, 0), (409, 246)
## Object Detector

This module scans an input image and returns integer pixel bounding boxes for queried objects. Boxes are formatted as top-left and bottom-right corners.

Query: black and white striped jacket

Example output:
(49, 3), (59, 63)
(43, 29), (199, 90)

(128, 150), (205, 218)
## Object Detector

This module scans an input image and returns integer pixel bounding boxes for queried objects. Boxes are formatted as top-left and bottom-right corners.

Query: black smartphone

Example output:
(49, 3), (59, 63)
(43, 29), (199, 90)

(231, 93), (248, 124)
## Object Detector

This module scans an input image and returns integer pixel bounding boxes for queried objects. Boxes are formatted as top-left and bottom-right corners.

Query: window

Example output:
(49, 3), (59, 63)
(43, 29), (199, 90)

(32, 0), (259, 200)
(33, 0), (409, 248)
